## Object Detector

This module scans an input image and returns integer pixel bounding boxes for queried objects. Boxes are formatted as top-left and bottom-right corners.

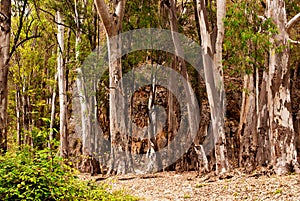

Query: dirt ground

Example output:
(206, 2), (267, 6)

(78, 170), (300, 201)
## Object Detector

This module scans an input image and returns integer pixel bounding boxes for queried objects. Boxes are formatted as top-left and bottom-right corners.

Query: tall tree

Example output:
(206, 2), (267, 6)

(74, 0), (101, 174)
(266, 0), (300, 175)
(196, 0), (229, 174)
(230, 1), (269, 171)
(75, 0), (91, 172)
(161, 0), (201, 172)
(94, 0), (132, 174)
(0, 0), (11, 152)
(228, 0), (300, 174)
(57, 10), (68, 158)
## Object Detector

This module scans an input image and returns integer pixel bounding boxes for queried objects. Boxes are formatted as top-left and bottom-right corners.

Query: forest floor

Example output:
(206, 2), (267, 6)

(81, 170), (300, 200)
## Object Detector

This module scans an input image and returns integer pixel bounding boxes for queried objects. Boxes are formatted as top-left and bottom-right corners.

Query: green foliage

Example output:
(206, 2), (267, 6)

(0, 148), (138, 200)
(223, 1), (277, 74)
(124, 0), (160, 30)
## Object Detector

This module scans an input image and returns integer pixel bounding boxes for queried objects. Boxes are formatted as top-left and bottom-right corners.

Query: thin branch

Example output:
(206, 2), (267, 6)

(38, 7), (76, 34)
(288, 38), (300, 44)
(10, 0), (28, 57)
(15, 35), (41, 49)
(10, 35), (41, 58)
(286, 12), (300, 33)
(23, 17), (35, 38)
(258, 15), (266, 21)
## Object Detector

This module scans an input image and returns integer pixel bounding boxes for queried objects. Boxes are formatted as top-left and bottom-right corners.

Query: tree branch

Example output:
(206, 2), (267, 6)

(286, 12), (300, 33)
(258, 15), (266, 21)
(288, 38), (300, 44)
(38, 7), (76, 34)
(9, 35), (41, 58)
(16, 35), (41, 49)
(9, 0), (28, 57)
(115, 0), (126, 29)
(94, 0), (113, 36)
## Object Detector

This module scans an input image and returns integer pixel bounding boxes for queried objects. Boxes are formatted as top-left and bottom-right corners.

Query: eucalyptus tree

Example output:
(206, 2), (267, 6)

(223, 0), (273, 171)
(56, 10), (68, 158)
(266, 0), (300, 175)
(94, 0), (132, 174)
(224, 0), (300, 175)
(196, 0), (229, 174)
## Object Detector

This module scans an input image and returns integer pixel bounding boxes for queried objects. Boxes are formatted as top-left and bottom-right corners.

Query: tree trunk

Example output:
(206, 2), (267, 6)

(16, 86), (22, 147)
(213, 0), (229, 174)
(256, 63), (271, 167)
(57, 11), (68, 158)
(107, 32), (130, 174)
(75, 0), (92, 173)
(94, 0), (132, 174)
(49, 73), (57, 149)
(146, 63), (158, 172)
(196, 0), (229, 174)
(162, 0), (200, 172)
(22, 85), (30, 145)
(266, 0), (299, 175)
(238, 73), (258, 171)
(0, 0), (11, 153)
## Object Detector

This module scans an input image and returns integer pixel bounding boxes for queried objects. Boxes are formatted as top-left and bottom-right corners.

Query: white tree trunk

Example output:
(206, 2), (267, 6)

(16, 86), (21, 146)
(94, 0), (132, 174)
(107, 32), (129, 174)
(213, 0), (229, 174)
(146, 64), (158, 172)
(196, 0), (229, 174)
(57, 11), (68, 158)
(49, 73), (57, 148)
(75, 0), (91, 172)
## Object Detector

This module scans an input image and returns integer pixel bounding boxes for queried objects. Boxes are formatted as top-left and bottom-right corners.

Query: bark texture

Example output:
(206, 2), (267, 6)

(94, 0), (132, 174)
(266, 0), (299, 175)
(57, 11), (68, 158)
(196, 0), (229, 174)
(0, 0), (11, 152)
(238, 73), (258, 171)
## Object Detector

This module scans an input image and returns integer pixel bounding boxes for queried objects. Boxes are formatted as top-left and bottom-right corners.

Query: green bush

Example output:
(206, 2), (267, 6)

(0, 147), (137, 201)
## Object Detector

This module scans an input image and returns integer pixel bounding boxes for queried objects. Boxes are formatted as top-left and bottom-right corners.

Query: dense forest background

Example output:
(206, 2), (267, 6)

(0, 0), (300, 180)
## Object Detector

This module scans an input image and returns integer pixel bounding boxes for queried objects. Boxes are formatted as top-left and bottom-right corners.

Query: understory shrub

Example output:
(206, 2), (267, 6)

(0, 147), (137, 200)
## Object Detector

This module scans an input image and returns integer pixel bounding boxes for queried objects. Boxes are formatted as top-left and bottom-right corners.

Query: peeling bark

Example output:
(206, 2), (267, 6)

(238, 73), (258, 171)
(196, 0), (229, 174)
(266, 0), (299, 175)
(256, 70), (271, 166)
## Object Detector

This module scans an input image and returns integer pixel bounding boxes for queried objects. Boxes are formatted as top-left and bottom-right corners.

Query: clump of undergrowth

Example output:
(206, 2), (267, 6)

(0, 147), (137, 201)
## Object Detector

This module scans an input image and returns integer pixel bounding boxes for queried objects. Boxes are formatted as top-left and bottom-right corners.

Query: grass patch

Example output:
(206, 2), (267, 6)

(183, 193), (191, 199)
(195, 183), (207, 188)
